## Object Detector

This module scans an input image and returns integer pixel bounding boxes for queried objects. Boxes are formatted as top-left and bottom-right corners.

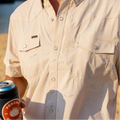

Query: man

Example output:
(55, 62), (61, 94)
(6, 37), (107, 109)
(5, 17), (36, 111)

(1, 0), (120, 119)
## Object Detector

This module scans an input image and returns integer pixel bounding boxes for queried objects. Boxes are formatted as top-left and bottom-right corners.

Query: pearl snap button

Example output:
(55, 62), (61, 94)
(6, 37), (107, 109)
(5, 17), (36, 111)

(54, 46), (58, 50)
(49, 109), (53, 113)
(94, 45), (99, 50)
(60, 17), (64, 21)
(51, 18), (54, 21)
(51, 78), (55, 81)
(23, 44), (27, 48)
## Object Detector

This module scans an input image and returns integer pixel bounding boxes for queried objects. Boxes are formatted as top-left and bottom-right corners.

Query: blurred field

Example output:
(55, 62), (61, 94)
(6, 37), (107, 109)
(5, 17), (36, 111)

(0, 33), (119, 119)
(0, 34), (7, 80)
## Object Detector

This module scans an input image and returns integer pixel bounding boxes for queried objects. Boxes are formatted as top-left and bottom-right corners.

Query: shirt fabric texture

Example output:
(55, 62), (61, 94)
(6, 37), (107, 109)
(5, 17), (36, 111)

(4, 0), (120, 119)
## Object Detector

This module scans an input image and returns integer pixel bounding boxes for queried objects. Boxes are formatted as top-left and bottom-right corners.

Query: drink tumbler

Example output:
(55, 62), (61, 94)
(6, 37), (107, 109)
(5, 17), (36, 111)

(0, 80), (22, 120)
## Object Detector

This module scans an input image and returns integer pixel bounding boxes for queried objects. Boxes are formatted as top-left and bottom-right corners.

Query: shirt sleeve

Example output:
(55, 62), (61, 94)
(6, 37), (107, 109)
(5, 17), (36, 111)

(115, 42), (120, 84)
(4, 15), (23, 77)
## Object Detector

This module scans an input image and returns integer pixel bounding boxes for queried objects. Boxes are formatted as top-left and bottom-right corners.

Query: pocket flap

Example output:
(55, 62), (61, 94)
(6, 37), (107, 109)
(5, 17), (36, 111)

(18, 36), (40, 52)
(77, 36), (115, 54)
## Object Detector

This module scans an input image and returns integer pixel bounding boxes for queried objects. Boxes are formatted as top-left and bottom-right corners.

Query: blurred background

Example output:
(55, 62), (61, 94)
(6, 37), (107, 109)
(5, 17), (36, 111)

(0, 0), (119, 119)
(0, 0), (25, 33)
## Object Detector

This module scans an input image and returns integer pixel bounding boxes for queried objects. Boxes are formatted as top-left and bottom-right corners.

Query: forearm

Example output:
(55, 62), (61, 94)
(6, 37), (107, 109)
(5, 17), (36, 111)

(5, 75), (28, 99)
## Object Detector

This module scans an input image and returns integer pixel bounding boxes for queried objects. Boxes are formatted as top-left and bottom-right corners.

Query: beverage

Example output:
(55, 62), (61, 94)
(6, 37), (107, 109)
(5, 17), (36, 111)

(0, 80), (22, 120)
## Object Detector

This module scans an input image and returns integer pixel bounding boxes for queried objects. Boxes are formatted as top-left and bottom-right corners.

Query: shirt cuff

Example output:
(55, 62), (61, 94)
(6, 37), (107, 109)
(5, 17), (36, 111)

(5, 66), (23, 77)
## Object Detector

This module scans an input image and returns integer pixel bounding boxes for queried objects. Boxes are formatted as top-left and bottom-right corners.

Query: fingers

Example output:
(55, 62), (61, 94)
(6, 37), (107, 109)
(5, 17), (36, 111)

(0, 118), (2, 120)
(20, 99), (26, 108)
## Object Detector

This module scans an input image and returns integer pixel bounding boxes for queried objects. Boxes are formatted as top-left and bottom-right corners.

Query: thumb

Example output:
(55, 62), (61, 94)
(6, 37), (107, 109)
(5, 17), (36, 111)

(20, 99), (26, 108)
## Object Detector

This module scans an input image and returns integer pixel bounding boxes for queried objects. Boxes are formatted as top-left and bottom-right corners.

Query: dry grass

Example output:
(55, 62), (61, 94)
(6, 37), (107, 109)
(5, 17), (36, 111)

(0, 33), (119, 119)
(0, 33), (7, 81)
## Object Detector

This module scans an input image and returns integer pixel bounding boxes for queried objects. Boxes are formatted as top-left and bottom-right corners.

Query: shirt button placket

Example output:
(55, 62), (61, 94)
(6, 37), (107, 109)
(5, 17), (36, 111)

(47, 1), (69, 118)
(47, 9), (59, 118)
(48, 48), (58, 119)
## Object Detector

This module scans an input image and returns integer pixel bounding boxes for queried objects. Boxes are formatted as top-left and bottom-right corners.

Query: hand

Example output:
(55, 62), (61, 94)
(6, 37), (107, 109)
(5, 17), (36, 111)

(20, 99), (26, 108)
(0, 99), (26, 120)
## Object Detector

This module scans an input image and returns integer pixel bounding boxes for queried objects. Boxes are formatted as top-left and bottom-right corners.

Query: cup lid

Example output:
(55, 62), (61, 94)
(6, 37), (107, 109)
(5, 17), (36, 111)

(0, 80), (13, 88)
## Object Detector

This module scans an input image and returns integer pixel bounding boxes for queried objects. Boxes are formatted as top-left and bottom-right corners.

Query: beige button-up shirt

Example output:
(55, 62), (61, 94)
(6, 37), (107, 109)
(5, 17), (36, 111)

(4, 0), (120, 119)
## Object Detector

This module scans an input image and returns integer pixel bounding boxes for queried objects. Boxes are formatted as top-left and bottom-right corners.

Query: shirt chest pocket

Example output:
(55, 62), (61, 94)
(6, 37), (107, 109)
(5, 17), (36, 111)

(18, 35), (40, 52)
(18, 35), (42, 79)
(75, 36), (115, 75)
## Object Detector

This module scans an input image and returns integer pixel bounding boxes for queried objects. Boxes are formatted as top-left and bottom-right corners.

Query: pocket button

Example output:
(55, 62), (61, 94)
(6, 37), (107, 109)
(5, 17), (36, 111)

(23, 44), (27, 48)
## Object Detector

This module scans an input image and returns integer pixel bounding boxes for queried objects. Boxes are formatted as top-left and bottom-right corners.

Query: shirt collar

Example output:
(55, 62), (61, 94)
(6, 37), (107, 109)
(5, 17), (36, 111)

(27, 0), (43, 21)
(74, 0), (84, 6)
(30, 0), (84, 21)
(43, 0), (84, 8)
